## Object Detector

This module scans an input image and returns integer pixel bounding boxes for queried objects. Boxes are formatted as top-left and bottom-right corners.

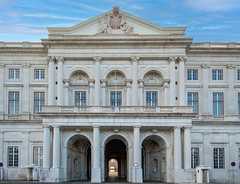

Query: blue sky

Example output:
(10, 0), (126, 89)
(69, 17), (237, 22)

(0, 0), (240, 43)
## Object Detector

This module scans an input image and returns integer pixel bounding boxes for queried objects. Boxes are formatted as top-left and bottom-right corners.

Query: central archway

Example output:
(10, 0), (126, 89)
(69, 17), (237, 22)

(66, 134), (91, 181)
(105, 139), (127, 182)
(142, 135), (167, 182)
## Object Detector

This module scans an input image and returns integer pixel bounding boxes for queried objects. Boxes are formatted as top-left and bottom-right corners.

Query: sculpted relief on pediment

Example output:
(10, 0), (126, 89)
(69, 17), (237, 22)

(70, 72), (89, 85)
(98, 6), (134, 34)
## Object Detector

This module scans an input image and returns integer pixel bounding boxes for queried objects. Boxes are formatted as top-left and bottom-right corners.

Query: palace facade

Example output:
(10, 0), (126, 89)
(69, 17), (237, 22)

(0, 7), (240, 183)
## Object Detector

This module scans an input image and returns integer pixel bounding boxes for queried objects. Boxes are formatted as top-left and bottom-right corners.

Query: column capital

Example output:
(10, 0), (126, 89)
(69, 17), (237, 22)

(93, 56), (101, 62)
(169, 56), (178, 62)
(48, 56), (55, 63)
(226, 64), (236, 69)
(133, 125), (141, 129)
(88, 79), (95, 88)
(43, 125), (51, 129)
(131, 56), (140, 63)
(138, 79), (144, 88)
(100, 79), (107, 88)
(173, 125), (183, 130)
(126, 79), (132, 88)
(63, 79), (70, 88)
(52, 125), (60, 129)
(201, 64), (210, 69)
(56, 56), (64, 63)
(184, 125), (192, 130)
(163, 79), (170, 88)
(178, 56), (187, 62)
(92, 125), (100, 129)
(0, 63), (5, 68)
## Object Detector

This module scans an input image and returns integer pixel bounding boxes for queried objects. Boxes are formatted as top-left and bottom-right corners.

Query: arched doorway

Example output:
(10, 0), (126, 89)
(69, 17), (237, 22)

(142, 135), (167, 182)
(67, 134), (91, 181)
(105, 139), (127, 182)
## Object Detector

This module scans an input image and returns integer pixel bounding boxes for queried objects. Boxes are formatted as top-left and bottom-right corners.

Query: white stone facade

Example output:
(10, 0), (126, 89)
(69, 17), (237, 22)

(0, 7), (240, 183)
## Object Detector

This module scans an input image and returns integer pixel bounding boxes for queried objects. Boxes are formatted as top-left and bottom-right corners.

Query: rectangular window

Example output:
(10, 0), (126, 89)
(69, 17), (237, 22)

(238, 93), (240, 116)
(212, 69), (223, 80)
(8, 146), (19, 167)
(34, 92), (45, 114)
(191, 148), (199, 168)
(238, 70), (240, 80)
(187, 92), (198, 113)
(34, 69), (45, 79)
(187, 69), (198, 80)
(9, 92), (19, 114)
(33, 146), (43, 167)
(213, 93), (224, 116)
(110, 91), (122, 106)
(213, 148), (224, 169)
(9, 69), (20, 79)
(75, 91), (86, 106)
(146, 91), (158, 106)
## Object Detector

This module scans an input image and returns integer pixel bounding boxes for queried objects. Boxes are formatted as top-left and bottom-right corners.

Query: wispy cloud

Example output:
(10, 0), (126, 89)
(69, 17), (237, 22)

(0, 24), (46, 34)
(23, 14), (87, 21)
(184, 0), (240, 12)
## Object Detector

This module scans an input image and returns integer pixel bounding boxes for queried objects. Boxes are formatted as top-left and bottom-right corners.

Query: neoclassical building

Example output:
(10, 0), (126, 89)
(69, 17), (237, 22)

(0, 7), (240, 183)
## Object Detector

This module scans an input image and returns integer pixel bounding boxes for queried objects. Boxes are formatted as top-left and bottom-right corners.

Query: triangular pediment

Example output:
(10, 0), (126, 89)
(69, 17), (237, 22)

(47, 8), (186, 38)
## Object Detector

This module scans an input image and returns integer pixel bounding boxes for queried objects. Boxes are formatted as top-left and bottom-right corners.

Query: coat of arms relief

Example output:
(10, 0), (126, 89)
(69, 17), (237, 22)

(98, 6), (134, 34)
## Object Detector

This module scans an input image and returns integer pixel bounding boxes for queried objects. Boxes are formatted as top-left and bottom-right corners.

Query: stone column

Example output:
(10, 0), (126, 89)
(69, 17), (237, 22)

(227, 64), (236, 118)
(57, 57), (64, 106)
(93, 57), (101, 106)
(163, 80), (170, 106)
(201, 64), (210, 116)
(174, 126), (182, 169)
(126, 80), (132, 106)
(131, 57), (139, 106)
(53, 126), (60, 168)
(43, 126), (51, 168)
(63, 80), (69, 106)
(178, 57), (186, 106)
(89, 80), (94, 106)
(138, 80), (144, 106)
(101, 80), (107, 106)
(132, 126), (143, 183)
(92, 126), (101, 183)
(169, 57), (177, 106)
(48, 56), (55, 105)
(184, 126), (191, 170)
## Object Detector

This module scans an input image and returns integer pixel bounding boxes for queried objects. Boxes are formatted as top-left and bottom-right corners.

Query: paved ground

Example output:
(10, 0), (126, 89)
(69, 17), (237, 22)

(0, 181), (235, 184)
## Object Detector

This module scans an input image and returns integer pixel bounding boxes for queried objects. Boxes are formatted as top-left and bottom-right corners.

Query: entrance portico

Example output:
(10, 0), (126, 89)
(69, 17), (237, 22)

(39, 106), (195, 183)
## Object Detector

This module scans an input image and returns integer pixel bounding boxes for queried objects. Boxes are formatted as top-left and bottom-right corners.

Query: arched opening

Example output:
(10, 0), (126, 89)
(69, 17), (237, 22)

(67, 134), (91, 181)
(142, 135), (167, 182)
(105, 139), (127, 182)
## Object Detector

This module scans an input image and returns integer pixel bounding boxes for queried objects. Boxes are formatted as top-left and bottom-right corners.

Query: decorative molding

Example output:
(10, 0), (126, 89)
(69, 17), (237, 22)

(56, 56), (64, 63)
(201, 64), (210, 69)
(169, 56), (178, 62)
(226, 64), (236, 69)
(186, 84), (203, 88)
(3, 84), (24, 87)
(48, 56), (55, 63)
(131, 56), (139, 63)
(208, 84), (228, 88)
(143, 71), (163, 85)
(70, 71), (89, 84)
(93, 56), (101, 62)
(29, 84), (48, 87)
(22, 63), (31, 68)
(178, 56), (187, 62)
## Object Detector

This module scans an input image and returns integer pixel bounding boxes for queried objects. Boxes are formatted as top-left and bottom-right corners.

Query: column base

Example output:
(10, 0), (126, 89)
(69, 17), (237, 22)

(91, 167), (101, 183)
(132, 168), (143, 183)
(39, 168), (63, 182)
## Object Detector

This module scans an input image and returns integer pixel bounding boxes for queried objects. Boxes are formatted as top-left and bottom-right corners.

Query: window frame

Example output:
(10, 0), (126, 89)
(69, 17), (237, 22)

(34, 92), (45, 114)
(146, 91), (158, 106)
(75, 91), (87, 106)
(237, 70), (240, 81)
(33, 146), (43, 167)
(110, 91), (122, 107)
(9, 69), (20, 79)
(8, 146), (19, 167)
(213, 148), (225, 169)
(187, 92), (199, 113)
(212, 69), (223, 80)
(8, 91), (19, 114)
(187, 69), (198, 80)
(213, 92), (224, 116)
(191, 147), (200, 168)
(34, 69), (45, 80)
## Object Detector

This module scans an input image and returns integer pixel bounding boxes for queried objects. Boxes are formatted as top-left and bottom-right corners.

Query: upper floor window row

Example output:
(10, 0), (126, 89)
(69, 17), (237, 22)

(9, 69), (20, 79)
(212, 69), (223, 80)
(8, 69), (45, 80)
(187, 69), (198, 80)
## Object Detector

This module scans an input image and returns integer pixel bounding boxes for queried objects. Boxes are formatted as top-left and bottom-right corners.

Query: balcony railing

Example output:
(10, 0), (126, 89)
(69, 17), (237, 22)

(41, 106), (194, 114)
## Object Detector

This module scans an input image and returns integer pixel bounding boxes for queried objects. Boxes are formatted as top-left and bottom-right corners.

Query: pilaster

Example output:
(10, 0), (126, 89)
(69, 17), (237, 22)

(48, 56), (55, 105)
(93, 56), (101, 106)
(53, 126), (60, 168)
(184, 126), (191, 170)
(173, 126), (182, 170)
(201, 64), (210, 117)
(138, 80), (144, 106)
(178, 56), (186, 106)
(169, 57), (177, 106)
(126, 80), (132, 106)
(89, 79), (95, 106)
(101, 80), (107, 106)
(163, 79), (170, 106)
(43, 126), (51, 168)
(63, 79), (69, 106)
(22, 64), (31, 116)
(131, 56), (139, 106)
(92, 126), (101, 183)
(56, 57), (64, 106)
